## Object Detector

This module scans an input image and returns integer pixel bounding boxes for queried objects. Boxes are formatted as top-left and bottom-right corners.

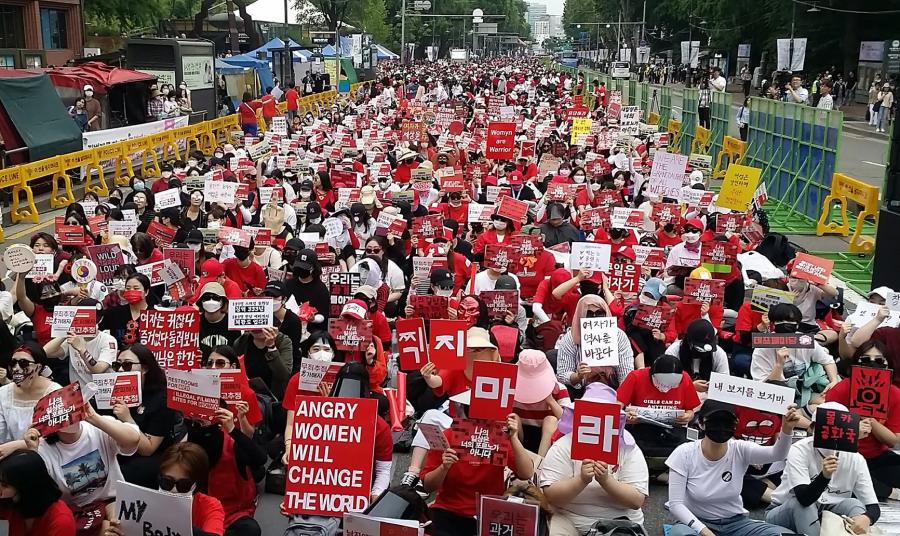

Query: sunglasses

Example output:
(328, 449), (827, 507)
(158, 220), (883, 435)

(8, 358), (35, 370)
(205, 359), (232, 369)
(858, 355), (889, 367)
(366, 247), (383, 254)
(158, 475), (195, 494)
(111, 361), (139, 372)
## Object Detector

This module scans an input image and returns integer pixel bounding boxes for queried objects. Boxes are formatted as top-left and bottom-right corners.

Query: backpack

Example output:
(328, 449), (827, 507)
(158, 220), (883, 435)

(283, 515), (340, 536)
(755, 232), (796, 268)
(586, 518), (648, 536)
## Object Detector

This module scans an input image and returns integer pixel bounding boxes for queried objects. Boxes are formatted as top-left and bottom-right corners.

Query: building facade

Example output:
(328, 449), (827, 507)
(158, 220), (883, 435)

(0, 0), (83, 67)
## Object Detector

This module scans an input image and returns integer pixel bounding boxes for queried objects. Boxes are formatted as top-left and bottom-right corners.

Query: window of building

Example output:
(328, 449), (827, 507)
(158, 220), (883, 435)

(24, 55), (42, 69)
(0, 6), (25, 49)
(0, 56), (14, 70)
(40, 8), (68, 49)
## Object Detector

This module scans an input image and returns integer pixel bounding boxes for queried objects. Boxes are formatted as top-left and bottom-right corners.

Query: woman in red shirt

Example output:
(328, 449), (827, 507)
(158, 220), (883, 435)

(0, 450), (75, 536)
(238, 92), (260, 137)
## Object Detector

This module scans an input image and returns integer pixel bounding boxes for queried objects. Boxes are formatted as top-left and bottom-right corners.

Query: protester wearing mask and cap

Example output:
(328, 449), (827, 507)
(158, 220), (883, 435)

(150, 163), (175, 194)
(222, 240), (267, 296)
(472, 214), (515, 260)
(666, 319), (730, 394)
(623, 277), (676, 369)
(541, 383), (648, 535)
(83, 84), (102, 131)
(0, 343), (61, 449)
(766, 401), (880, 536)
(825, 340), (900, 501)
(785, 257), (839, 333)
(285, 249), (330, 330)
(540, 202), (582, 248)
(44, 299), (116, 391)
(665, 217), (704, 276)
(197, 282), (240, 357)
(665, 400), (802, 536)
(350, 202), (376, 242)
(190, 259), (242, 304)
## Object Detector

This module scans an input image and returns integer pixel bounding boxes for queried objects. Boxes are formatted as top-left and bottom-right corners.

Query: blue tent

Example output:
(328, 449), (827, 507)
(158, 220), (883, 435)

(249, 37), (310, 61)
(214, 58), (247, 75)
(375, 45), (398, 60)
(322, 36), (353, 57)
(220, 54), (275, 90)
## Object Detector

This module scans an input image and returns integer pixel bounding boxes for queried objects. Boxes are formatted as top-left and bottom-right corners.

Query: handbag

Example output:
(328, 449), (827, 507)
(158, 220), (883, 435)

(821, 510), (885, 536)
(586, 518), (647, 536)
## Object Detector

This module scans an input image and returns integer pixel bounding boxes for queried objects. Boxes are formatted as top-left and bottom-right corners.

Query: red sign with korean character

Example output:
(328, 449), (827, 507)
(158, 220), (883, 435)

(470, 361), (518, 421)
(410, 295), (448, 319)
(480, 290), (519, 320)
(850, 366), (892, 420)
(545, 183), (577, 203)
(31, 382), (86, 436)
(607, 262), (640, 296)
(485, 122), (516, 161)
(396, 318), (428, 371)
(140, 309), (201, 369)
(700, 241), (740, 277)
(570, 400), (622, 464)
(632, 305), (675, 331)
(401, 120), (426, 142)
(328, 318), (373, 352)
(683, 278), (725, 306)
(146, 221), (176, 246)
(448, 417), (509, 465)
(508, 236), (543, 276)
(412, 214), (443, 239)
(580, 207), (611, 231)
(56, 224), (86, 246)
(813, 407), (860, 453)
(715, 213), (746, 234)
(651, 203), (682, 224)
(429, 319), (468, 371)
(484, 244), (513, 272)
(495, 195), (529, 223)
(790, 253), (834, 285)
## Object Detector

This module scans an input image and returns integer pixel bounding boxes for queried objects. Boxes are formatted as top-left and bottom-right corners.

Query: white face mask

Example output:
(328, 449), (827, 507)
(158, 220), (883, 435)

(492, 221), (507, 231)
(652, 372), (683, 393)
(682, 232), (700, 244)
(559, 169), (571, 177)
(188, 160), (198, 168)
(434, 288), (453, 297)
(309, 349), (334, 362)
(207, 220), (221, 229)
(590, 182), (602, 191)
(202, 300), (223, 313)
(639, 294), (658, 306)
(379, 179), (392, 190)
(161, 171), (173, 179)
(573, 174), (586, 184)
(300, 190), (312, 199)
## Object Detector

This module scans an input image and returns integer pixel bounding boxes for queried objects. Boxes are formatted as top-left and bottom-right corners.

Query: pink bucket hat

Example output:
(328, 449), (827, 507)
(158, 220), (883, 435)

(514, 350), (557, 404)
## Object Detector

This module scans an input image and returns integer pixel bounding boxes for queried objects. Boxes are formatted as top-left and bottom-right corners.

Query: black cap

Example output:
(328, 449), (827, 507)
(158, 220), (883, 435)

(430, 268), (454, 289)
(264, 280), (287, 297)
(350, 202), (367, 217)
(699, 399), (737, 420)
(294, 248), (318, 271)
(160, 163), (173, 172)
(495, 275), (517, 290)
(299, 179), (314, 191)
(186, 229), (204, 245)
(208, 157), (226, 168)
(305, 202), (322, 218)
(285, 237), (305, 251)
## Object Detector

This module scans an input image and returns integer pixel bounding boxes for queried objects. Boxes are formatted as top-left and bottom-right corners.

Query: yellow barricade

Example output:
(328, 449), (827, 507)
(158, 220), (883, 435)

(713, 136), (746, 180)
(691, 126), (710, 155)
(816, 173), (879, 253)
(668, 119), (682, 153)
(15, 157), (61, 223)
(92, 143), (126, 191)
(55, 149), (96, 208)
(648, 111), (659, 125)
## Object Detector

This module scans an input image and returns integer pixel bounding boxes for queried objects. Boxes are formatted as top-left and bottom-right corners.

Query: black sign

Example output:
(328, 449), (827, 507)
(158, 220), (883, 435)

(813, 408), (860, 453)
(751, 333), (815, 349)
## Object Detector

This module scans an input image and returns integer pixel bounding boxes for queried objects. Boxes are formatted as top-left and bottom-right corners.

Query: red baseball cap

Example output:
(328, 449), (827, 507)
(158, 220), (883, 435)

(201, 259), (224, 278)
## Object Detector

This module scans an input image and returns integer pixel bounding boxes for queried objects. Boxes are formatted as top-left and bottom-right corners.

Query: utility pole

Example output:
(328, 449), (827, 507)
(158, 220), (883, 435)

(400, 0), (407, 63)
(225, 0), (240, 54)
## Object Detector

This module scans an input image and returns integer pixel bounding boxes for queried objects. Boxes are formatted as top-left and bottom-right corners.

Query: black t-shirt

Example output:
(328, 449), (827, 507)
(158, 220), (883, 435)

(277, 308), (303, 373)
(286, 277), (331, 328)
(200, 315), (241, 357)
(100, 304), (142, 347)
(242, 343), (272, 389)
(131, 388), (176, 443)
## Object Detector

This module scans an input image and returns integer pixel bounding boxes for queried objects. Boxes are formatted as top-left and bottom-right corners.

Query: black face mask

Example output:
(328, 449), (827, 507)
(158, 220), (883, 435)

(773, 322), (798, 333)
(585, 309), (605, 318)
(295, 268), (312, 279)
(663, 223), (675, 233)
(703, 417), (736, 444)
(610, 228), (626, 240)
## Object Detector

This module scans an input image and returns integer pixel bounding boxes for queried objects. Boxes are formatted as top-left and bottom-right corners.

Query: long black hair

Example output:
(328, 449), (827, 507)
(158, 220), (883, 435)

(0, 450), (62, 518)
(121, 343), (167, 393)
(678, 319), (718, 381)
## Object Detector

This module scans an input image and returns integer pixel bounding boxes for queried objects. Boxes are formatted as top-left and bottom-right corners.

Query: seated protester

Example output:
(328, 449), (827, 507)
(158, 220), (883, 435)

(750, 303), (839, 408)
(185, 403), (266, 536)
(513, 350), (570, 457)
(26, 402), (140, 532)
(540, 202), (582, 249)
(671, 267), (724, 338)
(732, 278), (790, 378)
(533, 268), (579, 327)
(222, 241), (267, 296)
(234, 324), (292, 399)
(109, 344), (176, 489)
(665, 400), (802, 536)
(666, 319), (730, 395)
(540, 383), (648, 535)
(284, 249), (330, 332)
(824, 340), (900, 500)
(198, 283), (241, 356)
(617, 355), (699, 457)
(203, 346), (260, 438)
(786, 257), (839, 340)
(99, 273), (153, 347)
(189, 259), (243, 304)
(734, 403), (785, 509)
(0, 449), (76, 536)
(130, 232), (163, 266)
(421, 412), (534, 536)
(0, 343), (62, 448)
(44, 300), (116, 391)
(493, 274), (528, 335)
(623, 277), (676, 369)
(766, 402), (880, 536)
(472, 214), (515, 261)
(266, 281), (304, 364)
(156, 207), (188, 245)
(664, 218), (705, 283)
(655, 218), (683, 249)
(514, 225), (556, 302)
(556, 295), (635, 391)
(353, 286), (391, 349)
(472, 262), (520, 295)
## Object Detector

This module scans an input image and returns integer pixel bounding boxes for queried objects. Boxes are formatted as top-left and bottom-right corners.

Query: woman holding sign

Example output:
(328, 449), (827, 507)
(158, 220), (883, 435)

(100, 273), (152, 347)
(0, 343), (61, 451)
(0, 449), (75, 536)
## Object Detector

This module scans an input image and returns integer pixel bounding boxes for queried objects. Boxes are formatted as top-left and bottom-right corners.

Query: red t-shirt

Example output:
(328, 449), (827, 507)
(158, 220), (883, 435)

(238, 101), (259, 126)
(734, 302), (764, 345)
(616, 368), (701, 410)
(193, 493), (225, 536)
(0, 499), (75, 536)
(150, 178), (170, 195)
(826, 378), (900, 458)
(30, 304), (53, 345)
(655, 230), (683, 248)
(285, 88), (299, 111)
(433, 369), (470, 398)
(260, 95), (277, 117)
(221, 258), (267, 294)
(421, 430), (518, 517)
(516, 250), (556, 300)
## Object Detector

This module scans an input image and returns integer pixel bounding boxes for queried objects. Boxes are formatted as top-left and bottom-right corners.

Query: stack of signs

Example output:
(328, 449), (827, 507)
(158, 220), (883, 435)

(750, 287), (795, 313)
(31, 382), (86, 435)
(683, 277), (725, 306)
(707, 372), (795, 415)
(478, 496), (540, 536)
(284, 397), (378, 515)
(228, 298), (274, 330)
(116, 480), (192, 536)
(480, 290), (519, 320)
(449, 417), (509, 465)
(648, 151), (689, 199)
(849, 366), (892, 419)
(140, 310), (202, 369)
(328, 272), (361, 317)
(579, 317), (619, 367)
(700, 241), (739, 276)
(632, 304), (675, 331)
(814, 406), (860, 453)
(328, 318), (373, 352)
(789, 253), (834, 285)
(166, 368), (221, 421)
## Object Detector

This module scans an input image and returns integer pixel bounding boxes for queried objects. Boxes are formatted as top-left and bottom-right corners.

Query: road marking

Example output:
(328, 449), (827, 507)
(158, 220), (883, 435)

(863, 161), (886, 168)
(5, 218), (54, 241)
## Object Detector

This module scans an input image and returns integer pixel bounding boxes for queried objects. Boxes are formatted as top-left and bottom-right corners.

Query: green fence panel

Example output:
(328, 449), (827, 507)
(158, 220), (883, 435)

(639, 83), (650, 119)
(627, 80), (637, 106)
(709, 91), (731, 163)
(648, 85), (672, 127)
(743, 97), (842, 233)
(679, 88), (699, 155)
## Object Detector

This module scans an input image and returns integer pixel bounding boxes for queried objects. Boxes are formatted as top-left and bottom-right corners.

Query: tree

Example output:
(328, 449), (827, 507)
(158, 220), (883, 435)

(296, 0), (355, 32)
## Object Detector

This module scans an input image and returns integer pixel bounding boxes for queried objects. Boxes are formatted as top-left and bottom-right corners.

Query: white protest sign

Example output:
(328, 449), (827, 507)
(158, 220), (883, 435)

(611, 207), (645, 229)
(91, 372), (142, 410)
(627, 406), (684, 426)
(299, 359), (335, 391)
(158, 260), (186, 286)
(154, 188), (182, 210)
(296, 232), (321, 248)
(3, 244), (35, 274)
(708, 372), (795, 415)
(570, 242), (611, 273)
(50, 306), (98, 338)
(271, 116), (288, 136)
(886, 292), (900, 312)
(116, 479), (192, 536)
(81, 200), (98, 216)
(259, 186), (283, 205)
(26, 253), (54, 279)
(228, 298), (274, 330)
(846, 301), (900, 329)
(204, 180), (239, 205)
(648, 151), (689, 199)
(323, 217), (345, 239)
(579, 317), (619, 367)
(107, 220), (138, 239)
(121, 209), (137, 221)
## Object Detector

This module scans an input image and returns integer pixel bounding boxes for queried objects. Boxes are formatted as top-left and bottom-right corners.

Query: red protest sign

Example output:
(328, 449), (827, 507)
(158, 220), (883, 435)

(580, 207), (611, 231)
(483, 244), (513, 272)
(140, 309), (202, 369)
(519, 140), (535, 159)
(411, 214), (443, 239)
(495, 195), (529, 223)
(545, 183), (577, 203)
(683, 277), (726, 306)
(478, 496), (539, 536)
(607, 102), (622, 119)
(486, 122), (516, 161)
(146, 221), (176, 246)
(166, 368), (221, 421)
(56, 224), (86, 246)
(429, 319), (468, 371)
(410, 295), (449, 319)
(86, 244), (124, 282)
(110, 374), (141, 407)
(218, 370), (263, 425)
(218, 226), (252, 248)
(570, 400), (622, 464)
(632, 305), (675, 331)
(438, 172), (465, 192)
(448, 417), (510, 465)
(593, 190), (622, 207)
(850, 366), (892, 420)
(700, 241), (739, 277)
(396, 318), (429, 371)
(651, 203), (682, 224)
(162, 247), (196, 285)
(470, 361), (517, 421)
(607, 262), (640, 296)
(69, 308), (97, 337)
(481, 290), (519, 320)
(246, 227), (273, 247)
(328, 318), (373, 352)
(634, 245), (666, 270)
(31, 383), (86, 435)
(715, 213), (746, 234)
(790, 252), (834, 285)
(284, 396), (377, 515)
(401, 120), (426, 142)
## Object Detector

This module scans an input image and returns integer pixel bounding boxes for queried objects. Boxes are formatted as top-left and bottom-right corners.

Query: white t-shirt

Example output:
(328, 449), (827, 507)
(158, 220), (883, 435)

(472, 270), (520, 296)
(350, 258), (406, 293)
(0, 381), (61, 443)
(750, 344), (834, 382)
(771, 437), (877, 507)
(665, 242), (701, 269)
(710, 76), (727, 92)
(539, 434), (648, 531)
(665, 433), (792, 520)
(63, 331), (118, 391)
(665, 340), (730, 377)
(38, 418), (139, 508)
